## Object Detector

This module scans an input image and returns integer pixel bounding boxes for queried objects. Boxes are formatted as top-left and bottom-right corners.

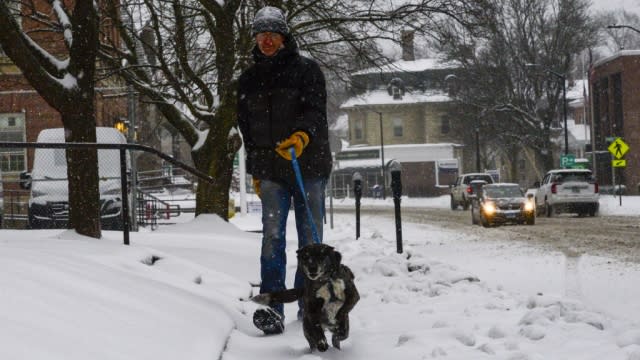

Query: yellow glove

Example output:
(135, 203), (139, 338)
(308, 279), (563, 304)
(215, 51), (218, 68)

(275, 131), (309, 160)
(252, 178), (261, 197)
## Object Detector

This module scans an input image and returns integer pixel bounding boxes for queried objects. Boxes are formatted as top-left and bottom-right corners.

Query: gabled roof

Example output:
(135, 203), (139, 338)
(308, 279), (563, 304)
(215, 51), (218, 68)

(592, 50), (640, 68)
(340, 89), (451, 109)
(351, 58), (459, 76)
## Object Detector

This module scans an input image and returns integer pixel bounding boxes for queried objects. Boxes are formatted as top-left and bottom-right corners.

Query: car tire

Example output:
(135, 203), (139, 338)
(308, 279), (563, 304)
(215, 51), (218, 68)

(545, 202), (553, 218)
(450, 196), (458, 210)
(480, 213), (491, 228)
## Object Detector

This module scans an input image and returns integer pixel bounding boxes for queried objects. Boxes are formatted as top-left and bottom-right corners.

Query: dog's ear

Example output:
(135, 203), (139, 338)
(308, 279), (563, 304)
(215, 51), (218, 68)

(331, 249), (342, 266)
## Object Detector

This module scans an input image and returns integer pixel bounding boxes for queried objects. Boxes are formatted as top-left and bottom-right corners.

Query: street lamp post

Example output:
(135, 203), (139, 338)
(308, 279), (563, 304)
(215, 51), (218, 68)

(353, 105), (386, 199)
(607, 24), (640, 34)
(475, 123), (481, 172)
(374, 111), (387, 200)
(526, 63), (568, 156)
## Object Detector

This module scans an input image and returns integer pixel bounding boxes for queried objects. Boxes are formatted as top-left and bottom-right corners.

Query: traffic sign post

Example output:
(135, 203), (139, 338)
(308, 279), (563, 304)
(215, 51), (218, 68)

(607, 137), (630, 207)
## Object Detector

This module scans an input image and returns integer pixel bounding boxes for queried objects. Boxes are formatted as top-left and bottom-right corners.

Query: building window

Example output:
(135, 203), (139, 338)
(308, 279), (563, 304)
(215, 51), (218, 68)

(393, 118), (403, 137)
(354, 118), (364, 140)
(0, 113), (26, 173)
(441, 115), (451, 134)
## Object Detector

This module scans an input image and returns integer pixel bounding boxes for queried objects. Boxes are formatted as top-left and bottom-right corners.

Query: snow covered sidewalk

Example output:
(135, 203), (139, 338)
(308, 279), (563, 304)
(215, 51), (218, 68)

(227, 213), (640, 360)
(0, 210), (639, 359)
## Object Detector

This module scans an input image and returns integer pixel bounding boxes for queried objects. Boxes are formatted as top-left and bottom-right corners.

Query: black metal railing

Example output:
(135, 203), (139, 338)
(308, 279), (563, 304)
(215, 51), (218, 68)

(0, 141), (215, 245)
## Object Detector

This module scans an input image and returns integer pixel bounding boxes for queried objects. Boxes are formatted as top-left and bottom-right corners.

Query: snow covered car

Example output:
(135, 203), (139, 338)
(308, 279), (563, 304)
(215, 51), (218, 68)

(25, 127), (129, 230)
(471, 183), (535, 227)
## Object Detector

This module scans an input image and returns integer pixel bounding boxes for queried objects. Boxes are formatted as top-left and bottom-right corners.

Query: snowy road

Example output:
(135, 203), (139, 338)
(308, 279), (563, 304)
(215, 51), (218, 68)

(336, 206), (640, 263)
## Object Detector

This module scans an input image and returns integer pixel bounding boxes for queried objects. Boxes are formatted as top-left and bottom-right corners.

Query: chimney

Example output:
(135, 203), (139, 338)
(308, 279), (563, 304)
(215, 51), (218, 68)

(401, 30), (415, 61)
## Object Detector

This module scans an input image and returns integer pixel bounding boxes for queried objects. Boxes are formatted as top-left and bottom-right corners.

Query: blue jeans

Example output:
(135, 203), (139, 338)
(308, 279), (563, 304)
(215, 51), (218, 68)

(259, 177), (326, 316)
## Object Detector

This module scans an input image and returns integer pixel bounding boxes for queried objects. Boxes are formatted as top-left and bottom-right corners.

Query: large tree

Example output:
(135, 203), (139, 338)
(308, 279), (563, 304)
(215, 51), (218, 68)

(99, 0), (489, 220)
(596, 8), (640, 53)
(0, 1), (103, 238)
(433, 0), (597, 173)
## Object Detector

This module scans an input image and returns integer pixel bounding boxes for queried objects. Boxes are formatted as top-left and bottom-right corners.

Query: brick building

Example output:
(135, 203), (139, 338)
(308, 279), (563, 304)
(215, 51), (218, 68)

(589, 50), (640, 194)
(0, 63), (129, 184)
(0, 1), (130, 192)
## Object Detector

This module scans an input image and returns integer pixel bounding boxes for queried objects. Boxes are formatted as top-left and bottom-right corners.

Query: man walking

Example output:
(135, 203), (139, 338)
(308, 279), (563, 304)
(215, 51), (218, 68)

(237, 6), (332, 335)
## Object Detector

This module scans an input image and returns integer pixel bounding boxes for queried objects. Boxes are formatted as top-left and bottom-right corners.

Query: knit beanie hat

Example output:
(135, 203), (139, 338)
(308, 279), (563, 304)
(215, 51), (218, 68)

(252, 6), (289, 36)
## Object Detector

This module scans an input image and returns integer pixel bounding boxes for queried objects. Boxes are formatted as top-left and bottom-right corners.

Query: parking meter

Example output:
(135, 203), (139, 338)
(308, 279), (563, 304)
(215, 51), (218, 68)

(353, 172), (363, 239)
(388, 160), (403, 253)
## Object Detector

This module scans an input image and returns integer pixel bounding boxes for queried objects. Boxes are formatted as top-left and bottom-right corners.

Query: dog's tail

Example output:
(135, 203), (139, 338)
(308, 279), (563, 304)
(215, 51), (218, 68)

(251, 288), (304, 305)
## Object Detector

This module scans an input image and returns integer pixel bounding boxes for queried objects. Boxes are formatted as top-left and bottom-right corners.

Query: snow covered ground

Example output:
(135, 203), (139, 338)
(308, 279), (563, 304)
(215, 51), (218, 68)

(1, 195), (639, 359)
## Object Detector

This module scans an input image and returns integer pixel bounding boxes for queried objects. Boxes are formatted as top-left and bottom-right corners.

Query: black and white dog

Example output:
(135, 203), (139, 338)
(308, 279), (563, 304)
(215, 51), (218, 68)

(251, 243), (360, 352)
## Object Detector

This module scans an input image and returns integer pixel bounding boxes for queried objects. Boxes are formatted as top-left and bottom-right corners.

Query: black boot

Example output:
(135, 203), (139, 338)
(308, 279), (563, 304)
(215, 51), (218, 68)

(253, 308), (284, 335)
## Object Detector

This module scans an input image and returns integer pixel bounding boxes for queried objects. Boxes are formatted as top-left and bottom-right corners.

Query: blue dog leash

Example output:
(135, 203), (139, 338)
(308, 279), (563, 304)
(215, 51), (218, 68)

(289, 147), (321, 244)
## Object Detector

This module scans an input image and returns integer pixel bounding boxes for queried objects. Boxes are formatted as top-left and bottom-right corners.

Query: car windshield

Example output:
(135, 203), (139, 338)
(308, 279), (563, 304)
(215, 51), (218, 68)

(485, 186), (522, 198)
(464, 175), (492, 184)
(554, 172), (592, 183)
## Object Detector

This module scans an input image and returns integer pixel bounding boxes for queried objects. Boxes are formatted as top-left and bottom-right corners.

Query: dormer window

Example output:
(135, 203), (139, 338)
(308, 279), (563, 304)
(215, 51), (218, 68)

(444, 74), (459, 97)
(387, 78), (405, 100)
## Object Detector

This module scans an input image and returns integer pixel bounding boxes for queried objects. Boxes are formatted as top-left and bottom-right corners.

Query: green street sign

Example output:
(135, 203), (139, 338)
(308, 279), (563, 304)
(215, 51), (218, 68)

(560, 154), (575, 168)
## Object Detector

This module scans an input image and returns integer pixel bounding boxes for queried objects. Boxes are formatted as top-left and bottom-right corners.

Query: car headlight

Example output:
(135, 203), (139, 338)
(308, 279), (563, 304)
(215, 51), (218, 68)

(524, 201), (534, 212)
(483, 202), (496, 215)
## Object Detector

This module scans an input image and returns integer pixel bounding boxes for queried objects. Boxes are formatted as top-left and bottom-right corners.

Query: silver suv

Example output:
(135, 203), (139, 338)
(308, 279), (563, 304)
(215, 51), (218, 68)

(450, 173), (495, 210)
(534, 169), (599, 217)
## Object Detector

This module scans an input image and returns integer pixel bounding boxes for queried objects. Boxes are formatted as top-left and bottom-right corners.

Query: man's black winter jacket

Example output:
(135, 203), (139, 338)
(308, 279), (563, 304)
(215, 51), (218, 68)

(237, 36), (332, 182)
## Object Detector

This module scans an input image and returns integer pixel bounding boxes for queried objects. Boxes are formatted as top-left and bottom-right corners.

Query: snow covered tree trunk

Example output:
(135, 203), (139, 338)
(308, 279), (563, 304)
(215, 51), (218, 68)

(64, 117), (101, 238)
(0, 1), (103, 238)
(192, 101), (241, 220)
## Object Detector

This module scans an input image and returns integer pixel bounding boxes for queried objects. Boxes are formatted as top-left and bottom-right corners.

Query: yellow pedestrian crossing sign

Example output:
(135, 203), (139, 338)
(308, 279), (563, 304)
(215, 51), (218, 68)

(608, 138), (629, 159)
(612, 159), (627, 168)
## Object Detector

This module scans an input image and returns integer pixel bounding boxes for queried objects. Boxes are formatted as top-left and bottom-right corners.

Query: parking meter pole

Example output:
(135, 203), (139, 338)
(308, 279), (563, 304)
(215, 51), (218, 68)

(120, 148), (130, 245)
(353, 172), (363, 240)
(618, 168), (622, 207)
(329, 174), (334, 229)
(389, 162), (403, 253)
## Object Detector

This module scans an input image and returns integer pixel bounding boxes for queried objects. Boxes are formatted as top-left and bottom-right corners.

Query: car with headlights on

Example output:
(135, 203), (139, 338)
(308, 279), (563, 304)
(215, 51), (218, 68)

(471, 183), (535, 227)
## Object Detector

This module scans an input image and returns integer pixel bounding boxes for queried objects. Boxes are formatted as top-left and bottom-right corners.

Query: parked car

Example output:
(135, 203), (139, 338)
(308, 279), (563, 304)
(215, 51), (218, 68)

(450, 172), (495, 210)
(23, 127), (129, 230)
(471, 183), (535, 227)
(533, 169), (599, 217)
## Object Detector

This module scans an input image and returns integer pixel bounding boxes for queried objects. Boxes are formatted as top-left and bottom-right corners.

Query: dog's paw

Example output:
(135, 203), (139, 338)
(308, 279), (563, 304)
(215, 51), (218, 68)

(334, 324), (349, 341)
(250, 293), (271, 305)
(331, 334), (342, 349)
(317, 339), (329, 352)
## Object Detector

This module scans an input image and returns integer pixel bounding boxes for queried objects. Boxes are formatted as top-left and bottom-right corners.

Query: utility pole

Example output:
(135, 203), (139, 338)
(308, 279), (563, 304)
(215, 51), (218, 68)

(127, 84), (138, 231)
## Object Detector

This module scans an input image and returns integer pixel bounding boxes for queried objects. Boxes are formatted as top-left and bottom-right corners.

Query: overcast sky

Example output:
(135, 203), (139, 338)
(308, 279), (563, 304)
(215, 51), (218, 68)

(591, 0), (640, 13)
